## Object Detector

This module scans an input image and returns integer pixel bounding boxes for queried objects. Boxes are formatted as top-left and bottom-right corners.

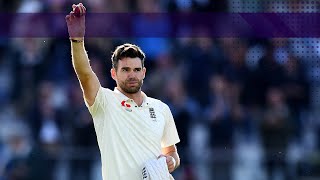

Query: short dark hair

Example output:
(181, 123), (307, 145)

(111, 43), (145, 69)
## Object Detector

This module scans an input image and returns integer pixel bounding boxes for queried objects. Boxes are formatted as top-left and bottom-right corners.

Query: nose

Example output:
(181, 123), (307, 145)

(127, 71), (135, 78)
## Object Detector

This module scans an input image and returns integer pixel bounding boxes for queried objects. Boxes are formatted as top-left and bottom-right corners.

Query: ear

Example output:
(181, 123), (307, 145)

(142, 67), (146, 79)
(111, 68), (117, 81)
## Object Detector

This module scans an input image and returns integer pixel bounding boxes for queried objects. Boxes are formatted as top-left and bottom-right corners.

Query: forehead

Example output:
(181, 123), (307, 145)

(118, 57), (143, 68)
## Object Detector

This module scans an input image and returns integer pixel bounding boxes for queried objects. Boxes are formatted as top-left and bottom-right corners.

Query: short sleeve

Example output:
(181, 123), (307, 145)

(85, 86), (108, 116)
(161, 104), (180, 148)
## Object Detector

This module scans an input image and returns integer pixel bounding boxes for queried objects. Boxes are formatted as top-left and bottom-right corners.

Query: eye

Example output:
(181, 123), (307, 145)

(134, 68), (141, 72)
(121, 69), (127, 72)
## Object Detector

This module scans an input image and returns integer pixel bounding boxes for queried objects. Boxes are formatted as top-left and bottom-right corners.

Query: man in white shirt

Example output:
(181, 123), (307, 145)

(65, 3), (180, 180)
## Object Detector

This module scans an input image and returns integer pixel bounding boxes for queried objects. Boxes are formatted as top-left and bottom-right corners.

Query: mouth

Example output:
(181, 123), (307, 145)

(127, 81), (138, 86)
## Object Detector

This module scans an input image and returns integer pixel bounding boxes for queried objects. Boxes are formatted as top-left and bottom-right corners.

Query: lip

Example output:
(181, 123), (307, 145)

(127, 81), (138, 85)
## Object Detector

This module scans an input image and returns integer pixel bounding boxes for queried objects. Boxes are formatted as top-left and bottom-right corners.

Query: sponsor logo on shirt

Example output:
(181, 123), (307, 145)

(121, 100), (132, 112)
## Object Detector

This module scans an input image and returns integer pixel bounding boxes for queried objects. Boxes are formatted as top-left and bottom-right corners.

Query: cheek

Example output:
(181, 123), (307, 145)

(138, 72), (145, 78)
(116, 72), (126, 79)
(118, 76), (126, 82)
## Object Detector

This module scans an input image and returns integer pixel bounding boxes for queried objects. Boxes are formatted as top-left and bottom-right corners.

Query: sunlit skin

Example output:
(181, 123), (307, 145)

(111, 57), (146, 106)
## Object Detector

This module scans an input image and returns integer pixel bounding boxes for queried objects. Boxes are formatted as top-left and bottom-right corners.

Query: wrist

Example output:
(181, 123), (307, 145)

(69, 37), (84, 43)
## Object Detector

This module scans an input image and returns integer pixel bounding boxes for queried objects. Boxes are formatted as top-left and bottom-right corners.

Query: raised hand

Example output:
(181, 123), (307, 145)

(65, 3), (86, 39)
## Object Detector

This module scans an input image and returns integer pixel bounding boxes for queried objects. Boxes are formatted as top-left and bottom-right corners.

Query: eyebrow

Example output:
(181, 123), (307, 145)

(121, 67), (130, 70)
(121, 67), (142, 71)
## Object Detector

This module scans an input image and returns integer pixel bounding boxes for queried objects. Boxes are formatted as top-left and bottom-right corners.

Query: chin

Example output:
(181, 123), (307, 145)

(123, 87), (140, 94)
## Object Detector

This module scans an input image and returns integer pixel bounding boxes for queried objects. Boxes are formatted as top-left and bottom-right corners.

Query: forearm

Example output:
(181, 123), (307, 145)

(71, 40), (93, 78)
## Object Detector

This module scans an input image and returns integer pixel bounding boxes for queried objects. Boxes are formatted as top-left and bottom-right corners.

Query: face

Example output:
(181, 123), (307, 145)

(111, 57), (146, 94)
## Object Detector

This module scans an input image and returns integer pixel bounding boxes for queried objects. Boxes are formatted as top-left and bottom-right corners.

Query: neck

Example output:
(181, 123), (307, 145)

(117, 87), (144, 106)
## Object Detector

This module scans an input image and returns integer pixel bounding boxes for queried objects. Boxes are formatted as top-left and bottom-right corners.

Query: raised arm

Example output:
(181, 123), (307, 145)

(66, 3), (100, 106)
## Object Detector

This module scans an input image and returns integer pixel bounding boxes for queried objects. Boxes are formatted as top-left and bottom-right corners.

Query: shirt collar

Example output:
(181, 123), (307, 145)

(114, 87), (150, 106)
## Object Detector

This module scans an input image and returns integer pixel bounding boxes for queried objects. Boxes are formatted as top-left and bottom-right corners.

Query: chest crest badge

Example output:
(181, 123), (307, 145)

(149, 108), (157, 121)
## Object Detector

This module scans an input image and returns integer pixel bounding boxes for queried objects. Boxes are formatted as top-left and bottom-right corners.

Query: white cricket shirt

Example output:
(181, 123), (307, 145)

(85, 86), (180, 180)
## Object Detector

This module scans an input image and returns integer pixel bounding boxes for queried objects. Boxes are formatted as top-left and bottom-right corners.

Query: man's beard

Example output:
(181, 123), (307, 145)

(119, 78), (143, 94)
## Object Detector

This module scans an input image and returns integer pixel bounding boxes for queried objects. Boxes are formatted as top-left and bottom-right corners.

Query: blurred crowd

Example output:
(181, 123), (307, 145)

(1, 0), (320, 180)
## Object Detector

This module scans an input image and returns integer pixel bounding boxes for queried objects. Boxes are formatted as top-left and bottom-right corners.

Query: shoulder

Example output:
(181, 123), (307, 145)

(99, 87), (116, 97)
(100, 86), (113, 93)
(94, 87), (118, 103)
(146, 97), (170, 112)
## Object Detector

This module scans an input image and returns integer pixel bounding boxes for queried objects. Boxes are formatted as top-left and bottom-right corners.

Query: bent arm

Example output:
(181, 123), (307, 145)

(71, 40), (100, 106)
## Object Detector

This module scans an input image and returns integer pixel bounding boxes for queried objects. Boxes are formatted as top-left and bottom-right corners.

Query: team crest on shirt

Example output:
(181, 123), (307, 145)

(121, 100), (132, 112)
(149, 108), (157, 121)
